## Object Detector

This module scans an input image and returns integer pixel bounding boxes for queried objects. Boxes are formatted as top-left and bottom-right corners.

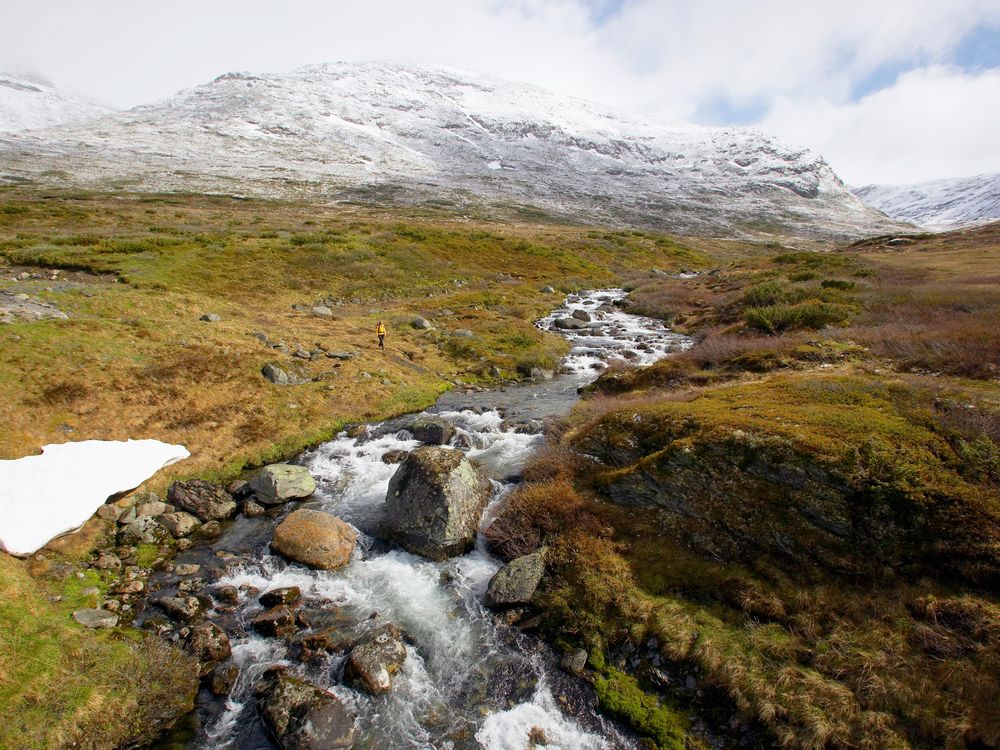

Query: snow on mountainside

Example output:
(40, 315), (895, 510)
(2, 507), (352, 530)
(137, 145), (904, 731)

(0, 71), (112, 133)
(852, 173), (1000, 230)
(0, 62), (906, 238)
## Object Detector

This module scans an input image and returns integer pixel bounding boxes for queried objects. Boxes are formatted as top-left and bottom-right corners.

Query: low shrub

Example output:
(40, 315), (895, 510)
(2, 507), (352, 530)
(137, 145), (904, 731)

(744, 300), (850, 333)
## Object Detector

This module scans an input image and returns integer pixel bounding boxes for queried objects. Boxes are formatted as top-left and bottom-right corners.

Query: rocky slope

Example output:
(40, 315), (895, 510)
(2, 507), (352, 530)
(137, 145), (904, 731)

(0, 71), (111, 133)
(0, 62), (906, 239)
(853, 171), (1000, 230)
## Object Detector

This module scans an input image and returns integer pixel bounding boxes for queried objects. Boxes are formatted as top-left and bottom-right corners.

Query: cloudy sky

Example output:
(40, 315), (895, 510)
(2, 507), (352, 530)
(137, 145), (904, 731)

(2, 0), (999, 185)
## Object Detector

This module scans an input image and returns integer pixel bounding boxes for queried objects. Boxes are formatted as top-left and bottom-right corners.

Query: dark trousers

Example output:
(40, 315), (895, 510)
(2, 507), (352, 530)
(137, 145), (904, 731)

(378, 334), (385, 350)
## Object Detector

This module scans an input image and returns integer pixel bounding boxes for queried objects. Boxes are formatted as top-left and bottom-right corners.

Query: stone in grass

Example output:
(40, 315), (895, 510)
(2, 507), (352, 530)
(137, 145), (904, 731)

(560, 648), (589, 676)
(73, 608), (118, 629)
(155, 595), (204, 622)
(200, 313), (221, 322)
(312, 305), (334, 318)
(411, 317), (433, 330)
(484, 548), (546, 608)
(262, 362), (290, 385)
(250, 464), (317, 504)
(271, 510), (356, 570)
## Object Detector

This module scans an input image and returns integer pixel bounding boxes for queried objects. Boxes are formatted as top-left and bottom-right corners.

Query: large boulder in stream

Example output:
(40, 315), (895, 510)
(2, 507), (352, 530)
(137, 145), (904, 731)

(409, 414), (456, 445)
(272, 509), (356, 570)
(485, 549), (547, 608)
(258, 672), (355, 750)
(250, 464), (317, 504)
(383, 446), (492, 560)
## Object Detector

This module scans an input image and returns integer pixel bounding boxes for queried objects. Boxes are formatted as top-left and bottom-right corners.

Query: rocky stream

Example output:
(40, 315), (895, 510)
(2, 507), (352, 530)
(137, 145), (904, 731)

(137, 288), (691, 749)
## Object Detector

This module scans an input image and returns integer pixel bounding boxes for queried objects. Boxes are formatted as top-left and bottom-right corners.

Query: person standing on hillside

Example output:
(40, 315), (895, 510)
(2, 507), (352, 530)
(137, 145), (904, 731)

(376, 320), (386, 350)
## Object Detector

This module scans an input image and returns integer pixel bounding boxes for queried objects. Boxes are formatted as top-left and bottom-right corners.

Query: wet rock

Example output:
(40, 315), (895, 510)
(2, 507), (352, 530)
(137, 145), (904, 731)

(257, 672), (355, 750)
(72, 608), (118, 629)
(553, 317), (586, 330)
(345, 623), (408, 695)
(155, 596), (204, 622)
(262, 363), (291, 385)
(214, 585), (240, 605)
(253, 605), (298, 638)
(243, 499), (266, 517)
(197, 520), (223, 540)
(188, 622), (232, 676)
(158, 511), (201, 538)
(168, 480), (237, 522)
(571, 309), (592, 322)
(272, 509), (356, 570)
(560, 648), (589, 675)
(250, 464), (316, 504)
(174, 563), (201, 576)
(228, 479), (252, 500)
(260, 586), (301, 608)
(485, 549), (546, 608)
(529, 367), (554, 381)
(409, 414), (455, 446)
(210, 663), (240, 696)
(200, 313), (221, 322)
(381, 449), (409, 465)
(383, 446), (492, 561)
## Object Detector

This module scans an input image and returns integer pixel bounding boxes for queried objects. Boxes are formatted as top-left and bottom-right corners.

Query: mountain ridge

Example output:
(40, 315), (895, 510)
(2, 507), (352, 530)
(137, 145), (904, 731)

(852, 171), (1000, 230)
(0, 61), (908, 239)
(0, 70), (112, 133)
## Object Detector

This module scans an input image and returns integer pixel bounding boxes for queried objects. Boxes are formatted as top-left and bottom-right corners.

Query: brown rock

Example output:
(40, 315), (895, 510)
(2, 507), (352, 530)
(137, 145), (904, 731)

(271, 510), (356, 570)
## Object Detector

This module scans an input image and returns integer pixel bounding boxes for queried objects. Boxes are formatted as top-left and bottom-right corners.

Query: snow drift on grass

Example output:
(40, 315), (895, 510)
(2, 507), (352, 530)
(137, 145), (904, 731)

(0, 439), (189, 556)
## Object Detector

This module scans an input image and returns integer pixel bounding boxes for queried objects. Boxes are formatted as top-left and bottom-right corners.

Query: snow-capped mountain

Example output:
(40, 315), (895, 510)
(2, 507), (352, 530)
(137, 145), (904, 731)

(0, 62), (906, 238)
(852, 173), (1000, 230)
(0, 71), (111, 133)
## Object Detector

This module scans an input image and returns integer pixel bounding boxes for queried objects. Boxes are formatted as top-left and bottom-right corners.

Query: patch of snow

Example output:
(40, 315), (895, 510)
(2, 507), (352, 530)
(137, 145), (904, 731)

(0, 71), (112, 134)
(852, 172), (1000, 230)
(0, 439), (189, 556)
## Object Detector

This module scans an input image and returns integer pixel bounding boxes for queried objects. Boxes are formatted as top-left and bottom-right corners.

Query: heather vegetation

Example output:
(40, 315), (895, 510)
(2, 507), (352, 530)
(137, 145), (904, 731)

(489, 224), (1000, 749)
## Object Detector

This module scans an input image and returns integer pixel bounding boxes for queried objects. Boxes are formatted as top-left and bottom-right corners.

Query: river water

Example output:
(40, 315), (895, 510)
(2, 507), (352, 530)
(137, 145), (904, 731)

(164, 289), (690, 750)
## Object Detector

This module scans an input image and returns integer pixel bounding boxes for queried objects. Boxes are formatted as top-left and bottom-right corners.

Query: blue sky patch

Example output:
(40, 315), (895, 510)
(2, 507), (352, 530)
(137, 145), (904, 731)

(692, 95), (771, 126)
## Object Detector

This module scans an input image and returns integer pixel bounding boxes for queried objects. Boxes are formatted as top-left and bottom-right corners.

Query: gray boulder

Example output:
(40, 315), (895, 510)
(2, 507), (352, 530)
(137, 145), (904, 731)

(262, 363), (290, 385)
(560, 648), (589, 675)
(571, 309), (592, 322)
(155, 596), (204, 622)
(311, 306), (333, 318)
(553, 317), (586, 330)
(73, 608), (118, 629)
(250, 464), (317, 504)
(158, 511), (201, 538)
(409, 414), (455, 446)
(384, 447), (492, 560)
(485, 549), (546, 608)
(168, 480), (237, 522)
(258, 673), (355, 750)
(411, 317), (432, 330)
(200, 313), (221, 322)
(119, 515), (170, 545)
(345, 623), (408, 695)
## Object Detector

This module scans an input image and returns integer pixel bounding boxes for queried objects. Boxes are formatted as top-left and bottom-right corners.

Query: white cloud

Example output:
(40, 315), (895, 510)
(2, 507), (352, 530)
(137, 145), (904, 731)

(760, 65), (1000, 184)
(1, 0), (999, 184)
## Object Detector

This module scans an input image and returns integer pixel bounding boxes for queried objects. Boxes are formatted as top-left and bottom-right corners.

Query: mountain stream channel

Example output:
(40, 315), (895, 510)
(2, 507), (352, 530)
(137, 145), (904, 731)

(153, 288), (692, 750)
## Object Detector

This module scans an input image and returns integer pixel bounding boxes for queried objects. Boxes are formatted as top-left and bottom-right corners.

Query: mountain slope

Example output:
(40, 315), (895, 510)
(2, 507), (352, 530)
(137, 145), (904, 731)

(0, 71), (111, 133)
(0, 62), (906, 239)
(853, 172), (1000, 230)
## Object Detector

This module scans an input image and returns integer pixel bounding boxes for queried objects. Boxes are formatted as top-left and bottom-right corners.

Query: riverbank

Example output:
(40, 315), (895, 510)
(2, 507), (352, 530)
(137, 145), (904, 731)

(488, 224), (1000, 749)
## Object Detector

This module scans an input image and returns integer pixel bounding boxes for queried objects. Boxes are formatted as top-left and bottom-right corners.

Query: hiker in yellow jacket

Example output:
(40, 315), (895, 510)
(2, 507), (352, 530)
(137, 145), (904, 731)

(376, 320), (386, 350)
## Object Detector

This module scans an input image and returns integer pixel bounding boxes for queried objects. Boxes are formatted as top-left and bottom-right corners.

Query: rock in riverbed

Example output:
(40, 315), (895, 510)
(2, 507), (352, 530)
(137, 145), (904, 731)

(258, 672), (355, 750)
(167, 480), (237, 522)
(485, 549), (546, 607)
(271, 509), (356, 570)
(409, 414), (455, 445)
(188, 622), (232, 676)
(383, 446), (492, 560)
(345, 623), (408, 695)
(250, 464), (316, 504)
